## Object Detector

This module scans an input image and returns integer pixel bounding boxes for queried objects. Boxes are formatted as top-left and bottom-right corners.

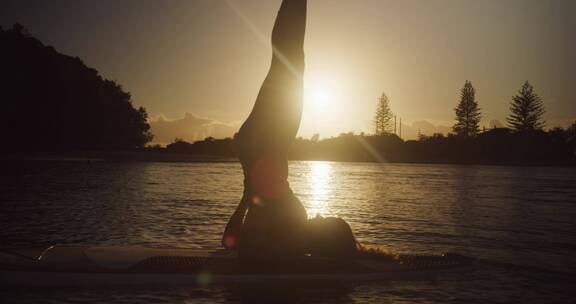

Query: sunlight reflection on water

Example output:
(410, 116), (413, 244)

(304, 161), (333, 218)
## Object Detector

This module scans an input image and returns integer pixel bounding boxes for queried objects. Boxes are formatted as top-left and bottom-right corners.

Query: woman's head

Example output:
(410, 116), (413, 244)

(306, 216), (358, 258)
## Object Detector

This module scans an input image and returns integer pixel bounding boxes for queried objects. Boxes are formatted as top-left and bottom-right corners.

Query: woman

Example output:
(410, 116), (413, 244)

(222, 0), (308, 259)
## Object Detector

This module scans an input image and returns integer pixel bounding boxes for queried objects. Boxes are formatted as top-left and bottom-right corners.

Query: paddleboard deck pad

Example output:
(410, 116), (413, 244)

(0, 246), (474, 286)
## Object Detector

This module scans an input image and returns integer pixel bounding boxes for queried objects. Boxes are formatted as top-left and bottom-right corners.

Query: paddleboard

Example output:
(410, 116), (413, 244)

(0, 246), (474, 286)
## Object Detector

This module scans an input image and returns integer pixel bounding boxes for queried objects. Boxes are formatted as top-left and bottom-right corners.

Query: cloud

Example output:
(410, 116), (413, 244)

(148, 113), (238, 146)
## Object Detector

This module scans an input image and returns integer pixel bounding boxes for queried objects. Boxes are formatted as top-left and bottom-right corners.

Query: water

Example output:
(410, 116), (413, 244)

(1, 160), (575, 303)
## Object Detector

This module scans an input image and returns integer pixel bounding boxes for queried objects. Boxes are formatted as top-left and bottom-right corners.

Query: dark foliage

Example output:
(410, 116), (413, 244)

(166, 137), (236, 157)
(0, 24), (153, 152)
(411, 127), (575, 164)
(453, 80), (481, 137)
(374, 93), (394, 135)
(507, 81), (545, 132)
(165, 125), (576, 165)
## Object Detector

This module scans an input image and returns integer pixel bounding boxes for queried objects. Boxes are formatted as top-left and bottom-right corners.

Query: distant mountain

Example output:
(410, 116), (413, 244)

(0, 24), (152, 152)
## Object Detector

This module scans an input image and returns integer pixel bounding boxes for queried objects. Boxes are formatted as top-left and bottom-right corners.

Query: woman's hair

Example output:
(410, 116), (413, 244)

(306, 216), (396, 260)
(355, 243), (397, 260)
(306, 216), (358, 258)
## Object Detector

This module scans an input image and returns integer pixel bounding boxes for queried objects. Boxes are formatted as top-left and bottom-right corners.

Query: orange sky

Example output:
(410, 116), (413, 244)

(2, 0), (575, 143)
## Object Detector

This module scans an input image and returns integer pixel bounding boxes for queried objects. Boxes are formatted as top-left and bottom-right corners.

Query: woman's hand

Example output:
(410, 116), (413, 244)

(222, 213), (243, 249)
(221, 196), (249, 249)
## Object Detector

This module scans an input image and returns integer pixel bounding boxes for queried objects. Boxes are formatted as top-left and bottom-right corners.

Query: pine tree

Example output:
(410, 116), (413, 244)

(507, 81), (545, 132)
(453, 80), (481, 137)
(374, 92), (394, 135)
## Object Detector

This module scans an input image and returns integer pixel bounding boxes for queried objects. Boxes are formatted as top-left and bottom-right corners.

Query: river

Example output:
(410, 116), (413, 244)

(1, 160), (575, 303)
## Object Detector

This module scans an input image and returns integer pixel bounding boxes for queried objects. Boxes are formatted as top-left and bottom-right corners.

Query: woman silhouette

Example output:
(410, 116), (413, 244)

(222, 0), (308, 259)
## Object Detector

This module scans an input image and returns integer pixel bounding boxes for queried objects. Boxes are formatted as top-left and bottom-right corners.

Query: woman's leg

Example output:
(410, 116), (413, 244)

(238, 0), (307, 198)
(222, 0), (308, 257)
(239, 0), (307, 151)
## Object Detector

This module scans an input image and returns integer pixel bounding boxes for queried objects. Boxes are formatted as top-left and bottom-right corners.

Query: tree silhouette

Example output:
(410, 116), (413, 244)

(507, 81), (545, 132)
(1, 24), (153, 151)
(374, 92), (394, 135)
(453, 80), (481, 137)
(569, 121), (576, 139)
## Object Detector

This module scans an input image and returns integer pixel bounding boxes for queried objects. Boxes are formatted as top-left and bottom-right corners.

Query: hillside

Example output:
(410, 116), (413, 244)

(0, 24), (152, 152)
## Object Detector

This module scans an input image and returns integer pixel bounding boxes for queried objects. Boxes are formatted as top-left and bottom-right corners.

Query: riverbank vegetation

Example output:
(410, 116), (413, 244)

(160, 125), (575, 165)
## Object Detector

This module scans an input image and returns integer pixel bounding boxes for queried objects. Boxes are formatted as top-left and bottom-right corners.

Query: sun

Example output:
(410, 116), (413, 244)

(300, 70), (346, 135)
(307, 85), (333, 108)
(304, 73), (339, 112)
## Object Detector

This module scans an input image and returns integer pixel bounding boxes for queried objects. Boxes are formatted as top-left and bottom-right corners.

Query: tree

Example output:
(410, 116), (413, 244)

(374, 92), (394, 135)
(1, 24), (153, 151)
(453, 80), (481, 137)
(507, 81), (545, 132)
(568, 121), (576, 138)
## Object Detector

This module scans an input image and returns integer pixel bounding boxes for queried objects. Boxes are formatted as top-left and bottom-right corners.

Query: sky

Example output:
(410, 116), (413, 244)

(2, 0), (575, 143)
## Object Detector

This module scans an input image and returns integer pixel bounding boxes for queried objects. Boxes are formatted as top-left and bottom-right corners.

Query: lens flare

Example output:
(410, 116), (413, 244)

(196, 271), (212, 286)
(252, 195), (262, 206)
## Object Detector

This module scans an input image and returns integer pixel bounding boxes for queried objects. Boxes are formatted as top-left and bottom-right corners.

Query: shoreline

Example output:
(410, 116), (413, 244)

(2, 151), (574, 167)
